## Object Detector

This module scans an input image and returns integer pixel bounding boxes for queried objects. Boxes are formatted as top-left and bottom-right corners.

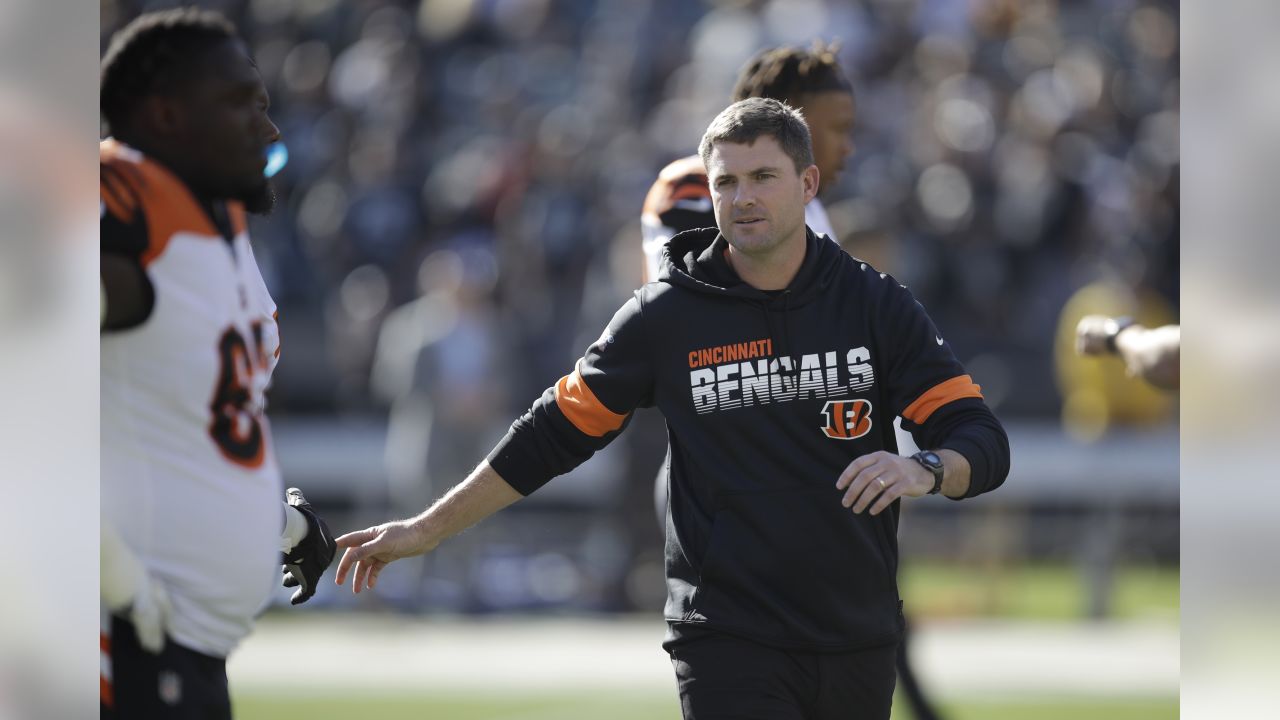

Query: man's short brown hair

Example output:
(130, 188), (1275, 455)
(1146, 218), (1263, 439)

(698, 97), (815, 175)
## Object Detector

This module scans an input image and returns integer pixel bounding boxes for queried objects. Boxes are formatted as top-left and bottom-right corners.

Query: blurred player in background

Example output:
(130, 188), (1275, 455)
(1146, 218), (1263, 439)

(99, 9), (335, 718)
(641, 41), (944, 719)
(1075, 316), (1180, 390)
(640, 41), (854, 283)
(336, 98), (1010, 720)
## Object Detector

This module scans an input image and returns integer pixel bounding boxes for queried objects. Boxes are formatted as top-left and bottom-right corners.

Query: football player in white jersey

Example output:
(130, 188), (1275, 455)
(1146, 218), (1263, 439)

(639, 43), (947, 720)
(99, 9), (335, 718)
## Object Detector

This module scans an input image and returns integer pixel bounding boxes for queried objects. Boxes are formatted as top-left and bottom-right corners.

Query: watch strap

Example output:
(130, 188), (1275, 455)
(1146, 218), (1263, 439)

(912, 451), (945, 495)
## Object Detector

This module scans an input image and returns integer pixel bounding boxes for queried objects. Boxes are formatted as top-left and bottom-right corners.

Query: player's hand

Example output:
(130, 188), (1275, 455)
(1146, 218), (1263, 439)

(1075, 315), (1115, 356)
(835, 451), (933, 516)
(334, 520), (435, 594)
(127, 572), (173, 654)
(102, 521), (171, 653)
(281, 488), (337, 605)
(103, 563), (171, 654)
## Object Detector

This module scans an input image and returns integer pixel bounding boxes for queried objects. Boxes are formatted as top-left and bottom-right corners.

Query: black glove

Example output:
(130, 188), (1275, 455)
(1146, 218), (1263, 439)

(281, 487), (337, 605)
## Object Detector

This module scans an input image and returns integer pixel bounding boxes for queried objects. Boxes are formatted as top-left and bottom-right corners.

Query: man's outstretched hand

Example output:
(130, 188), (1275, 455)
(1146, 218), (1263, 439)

(335, 463), (523, 594)
(334, 520), (435, 594)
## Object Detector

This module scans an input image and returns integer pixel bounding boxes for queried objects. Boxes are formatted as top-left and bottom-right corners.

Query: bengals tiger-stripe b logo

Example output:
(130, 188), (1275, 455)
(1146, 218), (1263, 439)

(821, 399), (873, 440)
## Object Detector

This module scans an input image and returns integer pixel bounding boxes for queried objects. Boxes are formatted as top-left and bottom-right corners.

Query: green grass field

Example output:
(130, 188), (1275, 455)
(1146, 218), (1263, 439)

(899, 562), (1179, 621)
(234, 691), (1178, 719)
(232, 563), (1179, 719)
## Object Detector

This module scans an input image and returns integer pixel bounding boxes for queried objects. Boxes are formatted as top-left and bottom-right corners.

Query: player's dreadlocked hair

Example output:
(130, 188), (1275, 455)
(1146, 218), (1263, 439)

(100, 8), (238, 136)
(731, 40), (853, 107)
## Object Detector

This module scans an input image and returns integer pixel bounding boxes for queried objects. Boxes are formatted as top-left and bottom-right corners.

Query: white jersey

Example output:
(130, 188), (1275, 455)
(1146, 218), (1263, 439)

(100, 139), (282, 658)
(804, 197), (836, 241)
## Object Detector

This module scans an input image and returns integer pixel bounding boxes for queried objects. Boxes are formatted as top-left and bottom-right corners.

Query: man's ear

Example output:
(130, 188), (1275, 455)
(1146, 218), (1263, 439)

(802, 164), (820, 203)
(135, 95), (185, 139)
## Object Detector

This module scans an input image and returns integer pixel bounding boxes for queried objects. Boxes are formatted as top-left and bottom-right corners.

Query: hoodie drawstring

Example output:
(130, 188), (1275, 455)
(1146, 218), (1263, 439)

(781, 290), (792, 362)
(760, 301), (776, 361)
(761, 290), (793, 368)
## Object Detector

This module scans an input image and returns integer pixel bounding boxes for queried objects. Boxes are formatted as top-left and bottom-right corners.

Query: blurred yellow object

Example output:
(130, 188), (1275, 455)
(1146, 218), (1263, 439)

(1054, 282), (1176, 440)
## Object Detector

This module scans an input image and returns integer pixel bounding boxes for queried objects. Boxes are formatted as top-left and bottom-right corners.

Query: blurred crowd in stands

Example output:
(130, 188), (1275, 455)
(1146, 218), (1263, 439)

(102, 0), (1176, 489)
(102, 0), (1178, 417)
(101, 0), (1179, 613)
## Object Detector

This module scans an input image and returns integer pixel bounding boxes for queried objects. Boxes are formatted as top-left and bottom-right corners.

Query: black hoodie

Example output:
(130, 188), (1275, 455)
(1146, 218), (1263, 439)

(488, 227), (1010, 652)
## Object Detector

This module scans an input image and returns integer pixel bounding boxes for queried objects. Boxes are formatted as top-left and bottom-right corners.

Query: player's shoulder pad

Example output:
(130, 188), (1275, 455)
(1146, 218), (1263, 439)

(100, 139), (242, 264)
(642, 154), (711, 223)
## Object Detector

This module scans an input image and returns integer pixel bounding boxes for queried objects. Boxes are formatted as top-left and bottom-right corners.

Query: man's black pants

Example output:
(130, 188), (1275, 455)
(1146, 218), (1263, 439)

(102, 616), (232, 720)
(667, 630), (898, 720)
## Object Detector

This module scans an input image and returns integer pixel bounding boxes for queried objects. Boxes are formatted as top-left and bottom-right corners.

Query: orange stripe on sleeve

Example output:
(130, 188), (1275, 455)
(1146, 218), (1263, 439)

(901, 375), (984, 425)
(554, 362), (628, 437)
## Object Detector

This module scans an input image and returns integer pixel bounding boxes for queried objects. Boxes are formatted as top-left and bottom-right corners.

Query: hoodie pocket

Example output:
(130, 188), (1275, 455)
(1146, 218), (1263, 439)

(686, 488), (902, 650)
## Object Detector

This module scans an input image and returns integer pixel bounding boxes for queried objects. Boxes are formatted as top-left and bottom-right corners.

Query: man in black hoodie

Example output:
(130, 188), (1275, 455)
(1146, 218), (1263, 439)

(334, 98), (1010, 720)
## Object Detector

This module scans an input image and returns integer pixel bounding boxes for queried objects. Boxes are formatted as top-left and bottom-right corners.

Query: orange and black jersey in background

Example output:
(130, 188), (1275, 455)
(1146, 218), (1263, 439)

(640, 154), (838, 283)
(640, 155), (715, 283)
(487, 226), (1010, 653)
(641, 155), (714, 236)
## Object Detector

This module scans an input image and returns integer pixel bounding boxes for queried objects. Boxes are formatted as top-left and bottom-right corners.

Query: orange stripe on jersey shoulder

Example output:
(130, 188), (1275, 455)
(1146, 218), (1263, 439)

(554, 361), (628, 437)
(668, 182), (711, 203)
(101, 139), (220, 266)
(902, 375), (984, 425)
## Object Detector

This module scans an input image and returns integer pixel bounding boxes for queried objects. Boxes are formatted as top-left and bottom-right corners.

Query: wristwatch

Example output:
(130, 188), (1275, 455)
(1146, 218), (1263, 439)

(1103, 316), (1137, 354)
(911, 451), (945, 495)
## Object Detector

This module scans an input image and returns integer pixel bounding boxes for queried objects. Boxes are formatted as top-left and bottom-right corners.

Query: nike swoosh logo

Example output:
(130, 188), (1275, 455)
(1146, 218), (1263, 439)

(936, 336), (944, 345)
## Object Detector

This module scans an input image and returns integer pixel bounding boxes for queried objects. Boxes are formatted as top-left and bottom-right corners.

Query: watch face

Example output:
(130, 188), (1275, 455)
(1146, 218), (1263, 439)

(921, 451), (941, 467)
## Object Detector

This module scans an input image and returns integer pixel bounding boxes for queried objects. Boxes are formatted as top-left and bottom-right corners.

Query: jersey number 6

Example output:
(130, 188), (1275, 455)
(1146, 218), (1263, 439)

(209, 323), (269, 468)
